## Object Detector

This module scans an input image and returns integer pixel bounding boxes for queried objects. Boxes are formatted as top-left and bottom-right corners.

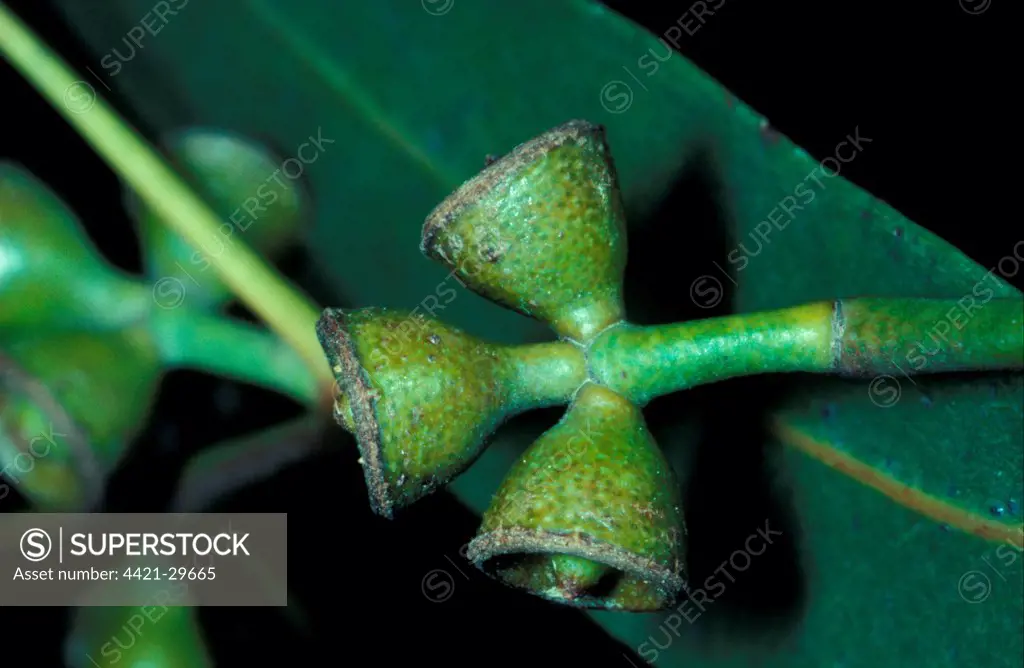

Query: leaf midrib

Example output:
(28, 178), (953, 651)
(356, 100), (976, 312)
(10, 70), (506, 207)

(245, 0), (459, 190)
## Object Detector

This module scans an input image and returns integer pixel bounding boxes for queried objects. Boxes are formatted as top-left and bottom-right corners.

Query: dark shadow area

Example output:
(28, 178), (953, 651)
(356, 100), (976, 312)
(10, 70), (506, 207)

(197, 402), (617, 667)
(623, 150), (807, 653)
(676, 376), (806, 641)
(622, 145), (731, 328)
(103, 370), (305, 513)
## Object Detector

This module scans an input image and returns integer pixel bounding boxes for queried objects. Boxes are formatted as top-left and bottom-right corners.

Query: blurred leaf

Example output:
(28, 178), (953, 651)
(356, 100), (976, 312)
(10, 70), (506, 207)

(55, 1), (1023, 666)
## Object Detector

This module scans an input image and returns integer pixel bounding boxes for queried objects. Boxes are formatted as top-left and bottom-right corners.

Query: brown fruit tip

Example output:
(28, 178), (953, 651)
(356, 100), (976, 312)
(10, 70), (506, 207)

(315, 308), (393, 519)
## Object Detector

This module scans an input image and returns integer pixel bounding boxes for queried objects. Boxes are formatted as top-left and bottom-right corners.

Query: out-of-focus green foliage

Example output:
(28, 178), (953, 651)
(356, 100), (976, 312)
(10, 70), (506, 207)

(0, 164), (150, 331)
(63, 563), (213, 668)
(0, 123), (310, 663)
(1, 326), (162, 509)
(126, 128), (307, 311)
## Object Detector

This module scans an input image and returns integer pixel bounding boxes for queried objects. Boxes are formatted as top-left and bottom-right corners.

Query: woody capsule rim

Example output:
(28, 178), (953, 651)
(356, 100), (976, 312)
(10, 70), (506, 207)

(467, 527), (686, 610)
(419, 119), (607, 260)
(314, 308), (393, 519)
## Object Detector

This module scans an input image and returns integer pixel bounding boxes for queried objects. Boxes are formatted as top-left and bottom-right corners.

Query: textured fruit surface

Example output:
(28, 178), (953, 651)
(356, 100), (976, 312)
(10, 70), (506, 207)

(317, 307), (510, 518)
(469, 383), (686, 610)
(421, 120), (627, 342)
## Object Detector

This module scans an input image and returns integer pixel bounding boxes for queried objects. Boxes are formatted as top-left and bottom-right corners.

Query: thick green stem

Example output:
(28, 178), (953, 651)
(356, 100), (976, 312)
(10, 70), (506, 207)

(835, 297), (1023, 375)
(501, 341), (588, 410)
(590, 298), (1024, 405)
(149, 309), (318, 405)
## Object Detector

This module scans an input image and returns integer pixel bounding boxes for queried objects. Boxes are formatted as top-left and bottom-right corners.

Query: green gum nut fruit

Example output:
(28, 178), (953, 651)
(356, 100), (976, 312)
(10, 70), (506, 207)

(64, 563), (212, 668)
(0, 163), (150, 330)
(421, 119), (627, 343)
(316, 307), (508, 519)
(467, 383), (686, 611)
(126, 128), (306, 310)
(0, 327), (162, 510)
(316, 306), (587, 519)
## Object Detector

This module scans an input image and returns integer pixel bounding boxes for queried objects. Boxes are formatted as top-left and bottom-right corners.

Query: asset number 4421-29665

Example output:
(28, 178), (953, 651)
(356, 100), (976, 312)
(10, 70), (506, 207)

(123, 566), (216, 581)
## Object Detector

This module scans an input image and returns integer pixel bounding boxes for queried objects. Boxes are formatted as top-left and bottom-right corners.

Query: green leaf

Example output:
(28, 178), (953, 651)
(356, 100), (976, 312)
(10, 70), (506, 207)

(51, 1), (1023, 666)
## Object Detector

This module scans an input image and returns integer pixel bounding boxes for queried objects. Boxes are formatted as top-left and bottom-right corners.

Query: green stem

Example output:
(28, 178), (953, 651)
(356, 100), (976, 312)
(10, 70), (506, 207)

(590, 298), (1024, 405)
(0, 4), (332, 393)
(835, 297), (1023, 375)
(149, 309), (318, 405)
(501, 341), (588, 410)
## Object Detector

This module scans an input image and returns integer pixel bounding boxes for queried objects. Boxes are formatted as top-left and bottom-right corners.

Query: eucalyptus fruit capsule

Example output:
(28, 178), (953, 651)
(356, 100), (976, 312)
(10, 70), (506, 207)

(421, 120), (627, 343)
(0, 327), (162, 510)
(317, 306), (586, 518)
(0, 163), (150, 330)
(468, 384), (686, 611)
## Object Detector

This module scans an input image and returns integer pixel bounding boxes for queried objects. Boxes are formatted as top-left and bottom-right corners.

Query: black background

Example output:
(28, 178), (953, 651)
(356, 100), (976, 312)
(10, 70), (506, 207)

(1, 1), (1018, 666)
